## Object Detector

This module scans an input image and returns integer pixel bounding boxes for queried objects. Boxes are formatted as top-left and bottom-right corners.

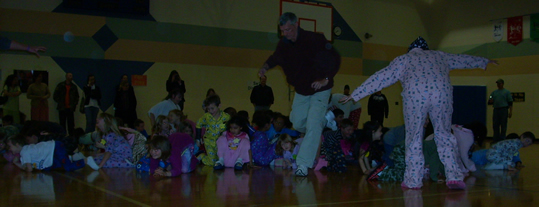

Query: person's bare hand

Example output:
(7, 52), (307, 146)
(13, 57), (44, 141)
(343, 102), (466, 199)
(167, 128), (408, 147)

(28, 46), (47, 58)
(339, 95), (353, 103)
(311, 79), (329, 91)
(95, 141), (105, 149)
(119, 126), (136, 133)
(363, 168), (374, 175)
(259, 67), (267, 78)
(507, 165), (518, 171)
(283, 160), (291, 168)
(154, 168), (166, 177)
(485, 59), (498, 71)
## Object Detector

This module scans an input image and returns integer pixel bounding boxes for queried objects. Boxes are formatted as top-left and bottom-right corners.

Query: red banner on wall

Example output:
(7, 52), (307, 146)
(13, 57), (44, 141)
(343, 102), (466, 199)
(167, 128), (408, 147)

(507, 16), (523, 46)
(131, 75), (147, 86)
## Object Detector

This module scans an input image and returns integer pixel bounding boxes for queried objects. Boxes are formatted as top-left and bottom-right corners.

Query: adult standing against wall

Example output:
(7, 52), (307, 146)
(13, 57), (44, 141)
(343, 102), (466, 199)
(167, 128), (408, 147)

(53, 73), (79, 136)
(250, 75), (274, 111)
(26, 72), (51, 121)
(166, 70), (186, 110)
(3, 74), (22, 124)
(368, 91), (389, 126)
(82, 74), (101, 133)
(259, 12), (340, 176)
(488, 79), (513, 143)
(114, 74), (137, 128)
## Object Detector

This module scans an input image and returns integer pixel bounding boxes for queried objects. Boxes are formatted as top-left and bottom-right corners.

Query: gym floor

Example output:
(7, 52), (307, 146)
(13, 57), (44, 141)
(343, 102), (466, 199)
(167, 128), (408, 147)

(1, 142), (537, 206)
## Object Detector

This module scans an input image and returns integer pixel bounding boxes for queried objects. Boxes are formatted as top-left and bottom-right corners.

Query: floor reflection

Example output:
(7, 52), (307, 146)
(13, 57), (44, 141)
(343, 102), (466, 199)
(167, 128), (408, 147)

(403, 189), (423, 207)
(249, 167), (278, 204)
(216, 168), (249, 201)
(444, 190), (469, 207)
(87, 168), (136, 195)
(18, 173), (56, 202)
(3, 153), (539, 206)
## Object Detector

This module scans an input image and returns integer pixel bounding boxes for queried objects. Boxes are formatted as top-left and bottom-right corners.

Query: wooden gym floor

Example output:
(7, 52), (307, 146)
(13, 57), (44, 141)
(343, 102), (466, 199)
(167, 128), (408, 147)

(1, 142), (538, 206)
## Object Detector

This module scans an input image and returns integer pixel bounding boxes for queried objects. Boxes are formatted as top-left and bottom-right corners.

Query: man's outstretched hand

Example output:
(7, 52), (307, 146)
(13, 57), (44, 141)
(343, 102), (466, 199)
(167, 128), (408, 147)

(339, 95), (353, 104)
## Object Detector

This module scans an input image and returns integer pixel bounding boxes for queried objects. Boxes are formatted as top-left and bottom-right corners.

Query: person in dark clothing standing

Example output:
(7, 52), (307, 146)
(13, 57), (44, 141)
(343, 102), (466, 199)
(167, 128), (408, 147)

(166, 70), (186, 110)
(53, 73), (79, 136)
(114, 74), (137, 128)
(250, 75), (274, 111)
(488, 79), (513, 142)
(82, 74), (101, 133)
(368, 91), (389, 126)
(259, 12), (340, 177)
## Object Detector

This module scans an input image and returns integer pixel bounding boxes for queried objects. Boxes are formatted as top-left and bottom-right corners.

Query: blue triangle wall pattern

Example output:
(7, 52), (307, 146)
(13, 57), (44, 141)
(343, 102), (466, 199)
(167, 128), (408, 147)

(52, 57), (154, 112)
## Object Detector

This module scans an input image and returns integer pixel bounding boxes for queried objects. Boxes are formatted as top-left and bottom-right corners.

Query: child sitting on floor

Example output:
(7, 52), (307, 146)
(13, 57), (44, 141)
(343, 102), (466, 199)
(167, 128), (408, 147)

(321, 119), (355, 173)
(214, 116), (251, 170)
(324, 108), (344, 132)
(92, 113), (133, 169)
(358, 121), (384, 175)
(133, 119), (149, 138)
(151, 115), (172, 139)
(250, 110), (281, 166)
(178, 120), (200, 155)
(148, 134), (198, 177)
(275, 134), (302, 169)
(266, 113), (300, 144)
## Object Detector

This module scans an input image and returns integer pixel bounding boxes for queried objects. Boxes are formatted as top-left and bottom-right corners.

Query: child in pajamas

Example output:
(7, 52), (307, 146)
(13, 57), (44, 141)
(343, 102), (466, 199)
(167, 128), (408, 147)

(250, 111), (281, 166)
(275, 134), (302, 169)
(214, 116), (250, 170)
(196, 95), (230, 166)
(321, 119), (355, 173)
(149, 134), (198, 177)
(341, 37), (497, 189)
(482, 132), (535, 170)
(8, 134), (99, 172)
(93, 113), (133, 169)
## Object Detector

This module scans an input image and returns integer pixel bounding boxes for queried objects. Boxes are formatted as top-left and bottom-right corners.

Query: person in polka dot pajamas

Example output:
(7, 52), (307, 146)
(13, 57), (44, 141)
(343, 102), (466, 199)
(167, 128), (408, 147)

(341, 37), (498, 189)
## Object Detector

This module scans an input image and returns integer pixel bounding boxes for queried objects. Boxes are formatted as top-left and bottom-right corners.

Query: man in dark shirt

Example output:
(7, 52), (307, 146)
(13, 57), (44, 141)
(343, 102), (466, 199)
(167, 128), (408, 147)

(250, 75), (274, 111)
(53, 73), (79, 136)
(259, 12), (340, 176)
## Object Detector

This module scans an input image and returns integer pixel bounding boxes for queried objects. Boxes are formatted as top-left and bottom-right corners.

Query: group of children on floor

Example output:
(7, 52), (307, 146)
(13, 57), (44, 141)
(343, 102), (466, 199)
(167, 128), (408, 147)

(0, 93), (536, 184)
(0, 112), (138, 172)
(355, 117), (536, 184)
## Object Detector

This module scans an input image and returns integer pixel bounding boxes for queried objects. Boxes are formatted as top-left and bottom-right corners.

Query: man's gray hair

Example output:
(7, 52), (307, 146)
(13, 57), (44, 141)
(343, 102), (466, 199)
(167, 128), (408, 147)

(279, 12), (297, 26)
